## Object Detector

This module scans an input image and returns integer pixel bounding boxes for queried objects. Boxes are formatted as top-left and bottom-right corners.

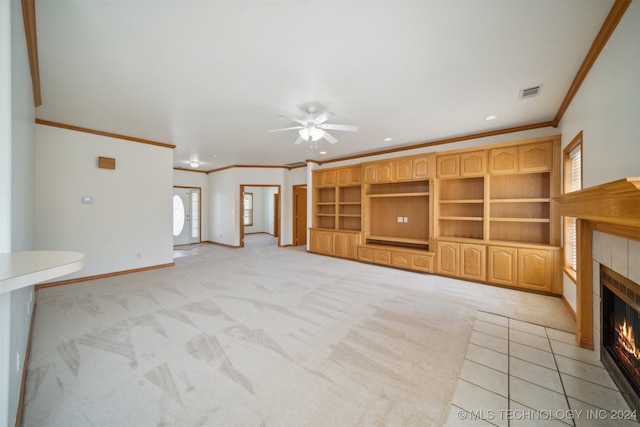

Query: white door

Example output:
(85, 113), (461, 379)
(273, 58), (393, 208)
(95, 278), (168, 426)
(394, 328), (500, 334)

(173, 188), (190, 245)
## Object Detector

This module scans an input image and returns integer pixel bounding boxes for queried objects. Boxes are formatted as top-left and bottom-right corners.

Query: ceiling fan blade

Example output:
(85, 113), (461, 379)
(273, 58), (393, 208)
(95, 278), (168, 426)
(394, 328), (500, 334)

(277, 113), (304, 124)
(267, 126), (303, 133)
(322, 132), (338, 144)
(293, 135), (305, 145)
(321, 124), (359, 132)
(314, 110), (336, 124)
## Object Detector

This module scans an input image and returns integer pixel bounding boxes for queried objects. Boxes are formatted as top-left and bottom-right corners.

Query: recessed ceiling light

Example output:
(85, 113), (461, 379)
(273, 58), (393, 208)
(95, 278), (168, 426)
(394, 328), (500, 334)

(383, 137), (393, 142)
(319, 151), (327, 155)
(190, 161), (200, 168)
(485, 115), (498, 121)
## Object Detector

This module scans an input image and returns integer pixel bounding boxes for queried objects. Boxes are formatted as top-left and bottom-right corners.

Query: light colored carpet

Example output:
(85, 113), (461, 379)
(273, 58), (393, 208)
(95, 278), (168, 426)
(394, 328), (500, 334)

(22, 238), (574, 426)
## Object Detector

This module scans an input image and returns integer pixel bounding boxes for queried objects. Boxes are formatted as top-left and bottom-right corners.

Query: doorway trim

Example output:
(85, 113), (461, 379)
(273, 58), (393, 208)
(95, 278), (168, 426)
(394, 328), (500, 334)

(239, 184), (281, 248)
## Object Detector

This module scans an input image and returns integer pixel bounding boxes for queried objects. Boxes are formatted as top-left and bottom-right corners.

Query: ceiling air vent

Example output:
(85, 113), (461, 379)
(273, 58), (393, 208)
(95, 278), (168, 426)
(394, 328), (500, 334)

(519, 85), (542, 99)
(285, 161), (307, 168)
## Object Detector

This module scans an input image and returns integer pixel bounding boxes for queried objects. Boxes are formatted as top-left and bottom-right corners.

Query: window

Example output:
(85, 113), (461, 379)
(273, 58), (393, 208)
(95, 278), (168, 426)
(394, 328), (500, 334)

(190, 190), (199, 241)
(243, 192), (253, 226)
(563, 132), (582, 278)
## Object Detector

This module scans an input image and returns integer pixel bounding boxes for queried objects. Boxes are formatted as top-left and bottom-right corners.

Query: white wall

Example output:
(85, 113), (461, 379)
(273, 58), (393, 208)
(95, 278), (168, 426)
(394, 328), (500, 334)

(35, 124), (174, 280)
(1, 0), (36, 425)
(558, 0), (640, 312)
(173, 169), (209, 241)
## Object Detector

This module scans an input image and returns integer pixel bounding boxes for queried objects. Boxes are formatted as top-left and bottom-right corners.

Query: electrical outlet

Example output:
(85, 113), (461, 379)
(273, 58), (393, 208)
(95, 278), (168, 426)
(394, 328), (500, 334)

(404, 217), (408, 223)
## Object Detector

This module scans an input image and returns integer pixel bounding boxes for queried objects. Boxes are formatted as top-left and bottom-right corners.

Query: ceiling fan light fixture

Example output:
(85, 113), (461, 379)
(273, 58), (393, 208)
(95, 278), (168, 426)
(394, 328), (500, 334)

(299, 127), (325, 142)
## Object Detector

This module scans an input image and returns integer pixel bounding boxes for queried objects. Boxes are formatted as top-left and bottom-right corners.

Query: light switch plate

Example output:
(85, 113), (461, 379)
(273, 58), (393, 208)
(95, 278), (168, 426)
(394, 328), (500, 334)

(81, 196), (93, 204)
(397, 216), (403, 223)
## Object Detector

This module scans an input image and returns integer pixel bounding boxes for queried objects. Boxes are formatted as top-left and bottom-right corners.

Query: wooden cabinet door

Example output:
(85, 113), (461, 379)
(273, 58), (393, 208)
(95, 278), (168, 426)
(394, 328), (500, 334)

(437, 154), (459, 178)
(393, 158), (413, 181)
(363, 161), (393, 183)
(377, 162), (394, 182)
(311, 230), (333, 255)
(460, 243), (486, 281)
(323, 170), (337, 187)
(363, 164), (378, 183)
(413, 155), (433, 179)
(349, 167), (362, 185)
(344, 233), (359, 260)
(487, 246), (517, 286)
(436, 241), (459, 276)
(391, 251), (412, 269)
(518, 248), (552, 292)
(315, 170), (337, 188)
(519, 142), (552, 172)
(337, 167), (362, 186)
(460, 151), (486, 177)
(489, 147), (518, 174)
(310, 230), (322, 253)
(358, 246), (374, 263)
(336, 168), (350, 186)
(333, 232), (347, 258)
(373, 248), (391, 265)
(411, 253), (434, 273)
(334, 232), (358, 259)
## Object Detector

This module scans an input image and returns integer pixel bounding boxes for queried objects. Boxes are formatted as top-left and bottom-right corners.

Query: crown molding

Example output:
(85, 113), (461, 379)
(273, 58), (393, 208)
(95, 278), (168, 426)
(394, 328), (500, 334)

(36, 119), (175, 149)
(22, 0), (41, 106)
(309, 121), (555, 165)
(552, 0), (632, 126)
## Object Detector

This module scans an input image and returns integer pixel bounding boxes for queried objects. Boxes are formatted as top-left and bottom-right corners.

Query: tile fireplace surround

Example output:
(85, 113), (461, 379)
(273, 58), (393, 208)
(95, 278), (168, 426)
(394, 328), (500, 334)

(591, 232), (640, 360)
(555, 177), (640, 350)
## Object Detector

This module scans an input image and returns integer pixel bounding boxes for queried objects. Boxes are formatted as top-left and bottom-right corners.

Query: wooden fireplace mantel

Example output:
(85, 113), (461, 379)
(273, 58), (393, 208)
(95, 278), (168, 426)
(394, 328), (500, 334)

(555, 177), (640, 349)
(555, 177), (640, 229)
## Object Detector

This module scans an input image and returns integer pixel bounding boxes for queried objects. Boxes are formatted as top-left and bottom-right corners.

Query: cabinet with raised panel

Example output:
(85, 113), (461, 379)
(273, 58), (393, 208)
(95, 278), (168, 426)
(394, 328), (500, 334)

(489, 141), (552, 175)
(436, 240), (485, 281)
(363, 161), (393, 183)
(436, 151), (485, 178)
(337, 166), (362, 186)
(487, 245), (518, 286)
(310, 229), (333, 255)
(333, 231), (359, 260)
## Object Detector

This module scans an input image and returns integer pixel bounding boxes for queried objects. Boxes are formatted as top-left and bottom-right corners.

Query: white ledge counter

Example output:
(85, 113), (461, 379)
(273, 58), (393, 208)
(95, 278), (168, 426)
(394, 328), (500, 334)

(0, 251), (85, 294)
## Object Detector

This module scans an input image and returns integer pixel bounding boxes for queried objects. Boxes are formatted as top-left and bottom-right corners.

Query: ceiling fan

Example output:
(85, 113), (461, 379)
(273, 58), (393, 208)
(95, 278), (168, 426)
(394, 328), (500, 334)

(268, 106), (359, 146)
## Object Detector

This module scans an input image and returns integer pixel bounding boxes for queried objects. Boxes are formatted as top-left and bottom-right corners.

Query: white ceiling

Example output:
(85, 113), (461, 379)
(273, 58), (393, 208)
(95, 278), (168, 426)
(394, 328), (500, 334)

(34, 0), (614, 171)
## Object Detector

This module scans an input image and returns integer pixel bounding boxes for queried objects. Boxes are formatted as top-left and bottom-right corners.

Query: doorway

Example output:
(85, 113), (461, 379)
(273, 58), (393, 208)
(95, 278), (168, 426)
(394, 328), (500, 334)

(293, 185), (307, 246)
(173, 187), (201, 246)
(239, 184), (281, 247)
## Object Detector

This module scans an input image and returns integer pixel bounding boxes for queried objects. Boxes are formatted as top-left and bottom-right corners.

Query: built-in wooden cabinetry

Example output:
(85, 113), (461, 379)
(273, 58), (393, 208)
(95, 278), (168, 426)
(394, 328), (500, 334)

(310, 165), (362, 259)
(309, 136), (562, 295)
(435, 136), (561, 294)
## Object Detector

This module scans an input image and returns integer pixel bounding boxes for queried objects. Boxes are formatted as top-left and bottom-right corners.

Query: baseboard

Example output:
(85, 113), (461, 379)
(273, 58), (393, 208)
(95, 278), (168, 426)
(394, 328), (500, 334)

(35, 262), (174, 289)
(204, 240), (241, 249)
(14, 294), (37, 427)
(561, 295), (577, 320)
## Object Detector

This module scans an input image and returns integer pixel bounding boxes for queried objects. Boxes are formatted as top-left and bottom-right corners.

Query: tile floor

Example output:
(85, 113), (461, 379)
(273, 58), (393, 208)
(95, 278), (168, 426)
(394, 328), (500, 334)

(447, 311), (639, 426)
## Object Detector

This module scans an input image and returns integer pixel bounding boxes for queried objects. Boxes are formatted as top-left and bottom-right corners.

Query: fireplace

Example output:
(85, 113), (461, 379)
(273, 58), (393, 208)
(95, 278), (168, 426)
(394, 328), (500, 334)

(601, 265), (640, 412)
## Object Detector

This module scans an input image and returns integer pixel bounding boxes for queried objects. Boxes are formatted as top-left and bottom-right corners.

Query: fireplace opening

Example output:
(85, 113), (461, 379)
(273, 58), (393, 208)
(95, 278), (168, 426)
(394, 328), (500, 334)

(601, 265), (640, 412)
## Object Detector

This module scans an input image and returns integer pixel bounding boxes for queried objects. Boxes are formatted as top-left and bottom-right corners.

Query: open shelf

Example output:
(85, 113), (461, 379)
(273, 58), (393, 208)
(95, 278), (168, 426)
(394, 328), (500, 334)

(366, 235), (429, 251)
(438, 177), (484, 200)
(489, 221), (550, 244)
(490, 173), (550, 199)
(367, 180), (429, 195)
